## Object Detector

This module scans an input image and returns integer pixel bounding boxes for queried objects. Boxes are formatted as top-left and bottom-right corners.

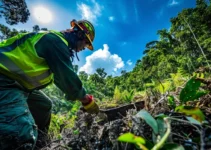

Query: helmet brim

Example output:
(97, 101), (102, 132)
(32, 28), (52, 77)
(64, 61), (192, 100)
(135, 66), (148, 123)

(75, 23), (94, 50)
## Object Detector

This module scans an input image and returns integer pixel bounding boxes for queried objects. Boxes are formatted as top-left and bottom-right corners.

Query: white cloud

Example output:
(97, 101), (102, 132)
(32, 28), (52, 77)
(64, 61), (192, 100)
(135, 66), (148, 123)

(79, 44), (124, 75)
(77, 0), (102, 23)
(108, 16), (115, 21)
(168, 0), (179, 6)
(127, 60), (133, 66)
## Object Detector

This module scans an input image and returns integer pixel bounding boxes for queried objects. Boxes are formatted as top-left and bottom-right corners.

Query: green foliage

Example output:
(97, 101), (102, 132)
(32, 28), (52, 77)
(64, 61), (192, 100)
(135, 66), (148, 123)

(186, 116), (201, 125)
(113, 86), (121, 101)
(118, 132), (145, 144)
(0, 0), (30, 25)
(118, 110), (188, 150)
(73, 129), (79, 135)
(177, 67), (190, 77)
(41, 84), (76, 114)
(49, 113), (77, 139)
(42, 84), (81, 139)
(144, 81), (156, 89)
(193, 72), (205, 78)
(49, 113), (65, 139)
(155, 80), (172, 94)
(0, 24), (19, 40)
(32, 25), (49, 33)
(135, 91), (147, 98)
(121, 90), (134, 103)
(52, 99), (74, 114)
(118, 133), (146, 149)
(175, 105), (205, 123)
(33, 25), (40, 32)
(79, 71), (88, 82)
(112, 86), (135, 104)
(96, 68), (107, 78)
(179, 76), (209, 103)
(156, 116), (167, 141)
(73, 65), (79, 73)
(136, 109), (158, 134)
(167, 95), (176, 109)
(170, 72), (187, 88)
(49, 102), (80, 139)
(67, 101), (81, 116)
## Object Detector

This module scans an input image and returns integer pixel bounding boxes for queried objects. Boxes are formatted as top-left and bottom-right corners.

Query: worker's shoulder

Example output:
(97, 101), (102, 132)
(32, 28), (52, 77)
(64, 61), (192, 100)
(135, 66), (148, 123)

(35, 31), (67, 50)
(40, 30), (64, 42)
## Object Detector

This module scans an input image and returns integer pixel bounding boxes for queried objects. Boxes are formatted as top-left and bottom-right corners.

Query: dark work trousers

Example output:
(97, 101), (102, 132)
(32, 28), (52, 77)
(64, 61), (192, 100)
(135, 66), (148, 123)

(28, 90), (52, 150)
(0, 74), (52, 150)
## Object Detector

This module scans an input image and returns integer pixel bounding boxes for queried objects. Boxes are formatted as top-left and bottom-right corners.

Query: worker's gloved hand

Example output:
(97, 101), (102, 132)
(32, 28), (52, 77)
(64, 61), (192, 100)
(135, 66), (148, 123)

(80, 95), (99, 114)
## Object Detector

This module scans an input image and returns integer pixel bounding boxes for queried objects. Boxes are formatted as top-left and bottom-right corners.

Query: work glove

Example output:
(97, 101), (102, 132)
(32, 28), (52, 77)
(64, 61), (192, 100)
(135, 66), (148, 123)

(81, 95), (99, 114)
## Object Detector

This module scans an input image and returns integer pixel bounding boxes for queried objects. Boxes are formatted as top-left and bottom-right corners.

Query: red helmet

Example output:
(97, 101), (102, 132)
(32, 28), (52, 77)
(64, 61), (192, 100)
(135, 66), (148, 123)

(70, 19), (95, 50)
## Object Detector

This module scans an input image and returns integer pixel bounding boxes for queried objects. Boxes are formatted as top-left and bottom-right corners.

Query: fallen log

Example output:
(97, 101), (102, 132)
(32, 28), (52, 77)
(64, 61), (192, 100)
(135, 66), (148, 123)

(100, 101), (145, 121)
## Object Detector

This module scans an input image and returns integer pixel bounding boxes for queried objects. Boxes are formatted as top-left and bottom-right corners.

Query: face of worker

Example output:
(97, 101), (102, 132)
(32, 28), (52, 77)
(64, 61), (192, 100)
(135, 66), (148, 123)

(75, 39), (88, 52)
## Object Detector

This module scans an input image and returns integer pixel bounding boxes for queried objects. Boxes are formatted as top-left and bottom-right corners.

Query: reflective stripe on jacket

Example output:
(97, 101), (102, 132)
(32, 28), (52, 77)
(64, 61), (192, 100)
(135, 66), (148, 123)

(0, 30), (68, 90)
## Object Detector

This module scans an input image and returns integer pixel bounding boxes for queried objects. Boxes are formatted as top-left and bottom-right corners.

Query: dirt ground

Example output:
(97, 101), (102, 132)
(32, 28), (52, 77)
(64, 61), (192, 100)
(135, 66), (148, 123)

(40, 92), (211, 150)
(38, 77), (211, 150)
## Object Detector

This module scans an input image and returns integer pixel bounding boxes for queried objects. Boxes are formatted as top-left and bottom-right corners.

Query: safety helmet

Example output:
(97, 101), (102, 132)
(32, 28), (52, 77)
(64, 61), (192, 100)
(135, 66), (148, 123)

(70, 19), (95, 50)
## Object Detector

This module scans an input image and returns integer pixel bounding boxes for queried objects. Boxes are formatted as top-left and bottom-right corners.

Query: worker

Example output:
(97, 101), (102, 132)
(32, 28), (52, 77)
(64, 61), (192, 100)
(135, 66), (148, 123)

(0, 19), (99, 150)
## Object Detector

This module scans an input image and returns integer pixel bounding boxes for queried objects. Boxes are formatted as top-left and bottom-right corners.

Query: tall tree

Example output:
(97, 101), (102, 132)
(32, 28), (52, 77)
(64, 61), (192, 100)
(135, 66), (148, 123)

(0, 0), (30, 25)
(33, 25), (40, 32)
(96, 68), (107, 79)
(0, 24), (19, 40)
(0, 24), (10, 40)
(40, 28), (48, 31)
(78, 71), (88, 82)
(73, 65), (79, 73)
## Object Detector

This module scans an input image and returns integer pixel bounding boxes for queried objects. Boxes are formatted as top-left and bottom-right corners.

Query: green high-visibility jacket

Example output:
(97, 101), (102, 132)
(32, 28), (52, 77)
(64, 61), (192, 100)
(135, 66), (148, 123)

(0, 30), (86, 100)
(0, 31), (65, 90)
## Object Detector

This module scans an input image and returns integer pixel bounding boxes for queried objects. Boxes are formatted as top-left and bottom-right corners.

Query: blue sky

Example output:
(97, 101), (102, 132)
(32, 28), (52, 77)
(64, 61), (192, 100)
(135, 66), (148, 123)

(0, 0), (196, 76)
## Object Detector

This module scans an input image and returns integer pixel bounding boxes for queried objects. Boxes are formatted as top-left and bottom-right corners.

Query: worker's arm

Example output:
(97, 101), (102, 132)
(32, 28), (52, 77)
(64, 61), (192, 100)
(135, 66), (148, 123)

(35, 33), (86, 101)
(35, 32), (99, 114)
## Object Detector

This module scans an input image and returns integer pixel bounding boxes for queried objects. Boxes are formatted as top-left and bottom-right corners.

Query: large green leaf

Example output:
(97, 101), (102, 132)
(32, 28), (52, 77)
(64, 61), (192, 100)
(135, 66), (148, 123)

(155, 114), (167, 119)
(152, 117), (167, 144)
(157, 118), (167, 138)
(186, 117), (201, 125)
(179, 76), (208, 103)
(118, 132), (145, 144)
(175, 105), (205, 123)
(152, 114), (168, 144)
(136, 109), (158, 134)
